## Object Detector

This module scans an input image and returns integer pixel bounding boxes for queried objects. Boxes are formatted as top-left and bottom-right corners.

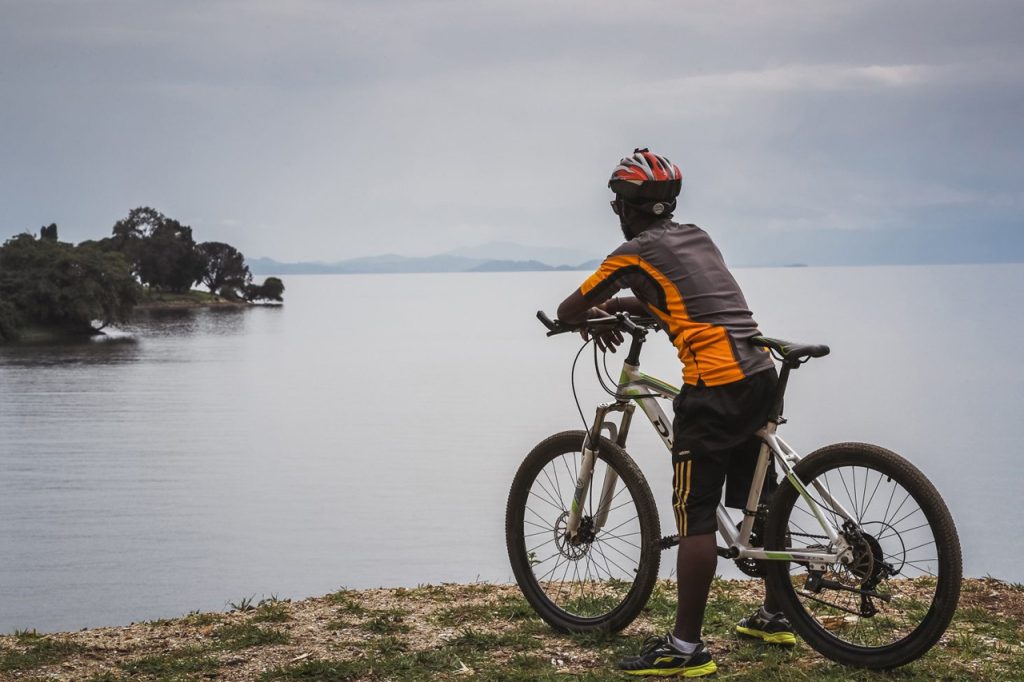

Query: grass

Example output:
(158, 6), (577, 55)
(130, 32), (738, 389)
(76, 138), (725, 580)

(119, 645), (219, 678)
(432, 595), (538, 627)
(260, 659), (370, 681)
(212, 622), (290, 650)
(0, 630), (83, 673)
(228, 595), (257, 612)
(253, 596), (292, 623)
(182, 610), (222, 627)
(363, 609), (412, 635)
(138, 288), (225, 305)
(326, 588), (371, 630)
(4, 578), (1024, 680)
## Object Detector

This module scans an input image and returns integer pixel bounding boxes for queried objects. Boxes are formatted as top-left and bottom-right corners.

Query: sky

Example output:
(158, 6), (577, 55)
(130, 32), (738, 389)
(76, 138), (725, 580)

(1, 0), (1022, 264)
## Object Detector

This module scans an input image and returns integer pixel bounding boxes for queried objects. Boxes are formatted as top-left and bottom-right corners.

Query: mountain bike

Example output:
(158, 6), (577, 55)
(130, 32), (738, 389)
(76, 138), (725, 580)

(505, 312), (961, 669)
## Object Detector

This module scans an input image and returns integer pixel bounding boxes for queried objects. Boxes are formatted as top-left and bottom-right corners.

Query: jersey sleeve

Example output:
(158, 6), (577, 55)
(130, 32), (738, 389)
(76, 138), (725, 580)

(578, 241), (641, 305)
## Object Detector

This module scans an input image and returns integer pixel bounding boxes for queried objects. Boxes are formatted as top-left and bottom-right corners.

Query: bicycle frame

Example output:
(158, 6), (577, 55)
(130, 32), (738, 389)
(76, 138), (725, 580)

(566, 356), (857, 567)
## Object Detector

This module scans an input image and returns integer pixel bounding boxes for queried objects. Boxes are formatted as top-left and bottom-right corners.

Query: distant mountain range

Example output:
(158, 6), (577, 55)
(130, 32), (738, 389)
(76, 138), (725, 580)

(249, 225), (1024, 275)
(249, 242), (602, 275)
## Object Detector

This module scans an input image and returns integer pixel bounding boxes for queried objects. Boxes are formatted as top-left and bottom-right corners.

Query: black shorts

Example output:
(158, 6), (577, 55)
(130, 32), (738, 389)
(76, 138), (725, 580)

(671, 367), (778, 537)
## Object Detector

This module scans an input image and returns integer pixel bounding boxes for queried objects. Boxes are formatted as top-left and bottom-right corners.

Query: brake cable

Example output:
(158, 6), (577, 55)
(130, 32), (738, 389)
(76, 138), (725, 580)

(592, 334), (661, 401)
(570, 336), (596, 448)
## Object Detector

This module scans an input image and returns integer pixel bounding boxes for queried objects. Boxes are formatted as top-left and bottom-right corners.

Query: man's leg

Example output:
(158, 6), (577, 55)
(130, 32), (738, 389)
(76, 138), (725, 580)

(674, 531), (718, 642)
(669, 451), (726, 645)
(763, 579), (781, 613)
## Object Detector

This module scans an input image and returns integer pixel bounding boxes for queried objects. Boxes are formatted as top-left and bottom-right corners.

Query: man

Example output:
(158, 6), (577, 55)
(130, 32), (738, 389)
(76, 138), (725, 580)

(556, 148), (795, 677)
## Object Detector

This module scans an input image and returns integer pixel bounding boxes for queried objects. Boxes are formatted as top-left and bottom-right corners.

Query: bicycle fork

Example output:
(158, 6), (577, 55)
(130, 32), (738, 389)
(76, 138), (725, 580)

(565, 402), (635, 542)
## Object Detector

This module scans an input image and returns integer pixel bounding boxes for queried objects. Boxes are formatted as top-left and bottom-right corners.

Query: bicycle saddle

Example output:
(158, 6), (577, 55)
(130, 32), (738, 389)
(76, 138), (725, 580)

(751, 336), (830, 362)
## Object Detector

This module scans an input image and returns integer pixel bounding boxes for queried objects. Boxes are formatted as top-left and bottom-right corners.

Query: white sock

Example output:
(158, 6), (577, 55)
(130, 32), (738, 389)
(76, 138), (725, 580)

(669, 634), (699, 654)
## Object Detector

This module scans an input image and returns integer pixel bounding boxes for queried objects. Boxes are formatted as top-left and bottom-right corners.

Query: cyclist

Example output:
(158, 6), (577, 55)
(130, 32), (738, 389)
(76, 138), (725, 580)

(556, 148), (796, 677)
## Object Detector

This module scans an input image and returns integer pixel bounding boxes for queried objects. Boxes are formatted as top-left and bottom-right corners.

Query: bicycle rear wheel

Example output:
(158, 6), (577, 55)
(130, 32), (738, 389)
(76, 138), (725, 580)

(505, 431), (661, 633)
(763, 442), (962, 669)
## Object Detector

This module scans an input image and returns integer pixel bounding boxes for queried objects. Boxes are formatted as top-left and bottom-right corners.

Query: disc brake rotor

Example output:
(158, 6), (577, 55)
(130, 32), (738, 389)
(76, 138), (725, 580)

(553, 511), (593, 560)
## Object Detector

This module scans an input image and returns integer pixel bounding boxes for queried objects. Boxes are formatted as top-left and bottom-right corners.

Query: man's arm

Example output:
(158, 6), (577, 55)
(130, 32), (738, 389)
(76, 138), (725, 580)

(556, 291), (649, 353)
(557, 291), (647, 323)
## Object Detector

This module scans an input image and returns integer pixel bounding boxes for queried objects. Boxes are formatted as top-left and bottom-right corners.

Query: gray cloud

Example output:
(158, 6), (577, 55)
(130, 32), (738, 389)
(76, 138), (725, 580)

(1, 0), (1021, 262)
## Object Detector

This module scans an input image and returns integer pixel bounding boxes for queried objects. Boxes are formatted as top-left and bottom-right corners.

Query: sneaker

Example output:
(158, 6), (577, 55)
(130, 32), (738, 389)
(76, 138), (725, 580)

(617, 634), (718, 677)
(735, 609), (797, 646)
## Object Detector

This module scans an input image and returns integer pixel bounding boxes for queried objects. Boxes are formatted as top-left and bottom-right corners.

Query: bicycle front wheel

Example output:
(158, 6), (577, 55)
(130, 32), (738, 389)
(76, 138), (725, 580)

(763, 442), (962, 669)
(505, 431), (661, 633)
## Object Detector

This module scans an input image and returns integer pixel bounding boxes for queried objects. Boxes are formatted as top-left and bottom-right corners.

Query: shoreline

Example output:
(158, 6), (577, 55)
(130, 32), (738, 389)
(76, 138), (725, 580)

(133, 290), (253, 311)
(1, 577), (1020, 680)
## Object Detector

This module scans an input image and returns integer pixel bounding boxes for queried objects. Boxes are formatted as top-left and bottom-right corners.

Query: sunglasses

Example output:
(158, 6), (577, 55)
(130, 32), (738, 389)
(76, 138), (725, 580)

(610, 199), (623, 216)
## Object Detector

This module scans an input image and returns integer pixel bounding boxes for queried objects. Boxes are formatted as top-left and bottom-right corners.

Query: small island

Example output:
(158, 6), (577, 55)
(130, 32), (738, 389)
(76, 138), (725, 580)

(0, 207), (284, 342)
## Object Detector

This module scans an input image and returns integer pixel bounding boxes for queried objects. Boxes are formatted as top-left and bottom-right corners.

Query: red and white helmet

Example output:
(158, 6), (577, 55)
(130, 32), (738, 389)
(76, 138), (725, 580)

(608, 148), (682, 202)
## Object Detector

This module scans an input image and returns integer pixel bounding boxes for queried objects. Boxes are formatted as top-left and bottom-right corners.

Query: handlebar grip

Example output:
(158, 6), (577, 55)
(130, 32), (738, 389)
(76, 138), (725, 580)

(536, 310), (557, 331)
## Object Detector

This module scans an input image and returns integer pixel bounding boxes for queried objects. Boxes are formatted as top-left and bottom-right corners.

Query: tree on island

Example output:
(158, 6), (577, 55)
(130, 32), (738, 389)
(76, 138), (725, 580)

(244, 276), (285, 302)
(0, 230), (140, 340)
(0, 209), (283, 342)
(40, 223), (59, 241)
(108, 206), (160, 274)
(197, 241), (251, 298)
(107, 207), (206, 292)
(137, 220), (206, 292)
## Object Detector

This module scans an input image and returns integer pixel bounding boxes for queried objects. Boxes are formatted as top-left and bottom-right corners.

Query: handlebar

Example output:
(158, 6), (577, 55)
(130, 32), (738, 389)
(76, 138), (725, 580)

(536, 310), (660, 337)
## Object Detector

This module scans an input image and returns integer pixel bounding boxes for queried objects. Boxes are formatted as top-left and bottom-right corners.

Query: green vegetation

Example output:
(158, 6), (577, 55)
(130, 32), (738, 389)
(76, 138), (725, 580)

(362, 609), (412, 635)
(245, 275), (285, 302)
(212, 622), (290, 650)
(228, 595), (257, 612)
(0, 208), (284, 342)
(252, 596), (292, 623)
(0, 630), (83, 672)
(0, 231), (139, 340)
(119, 645), (219, 678)
(1, 578), (1021, 680)
(182, 610), (222, 627)
(261, 659), (370, 681)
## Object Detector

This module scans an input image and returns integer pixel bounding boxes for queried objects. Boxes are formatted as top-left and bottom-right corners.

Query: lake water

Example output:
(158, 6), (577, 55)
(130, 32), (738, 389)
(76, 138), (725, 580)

(1, 265), (1022, 633)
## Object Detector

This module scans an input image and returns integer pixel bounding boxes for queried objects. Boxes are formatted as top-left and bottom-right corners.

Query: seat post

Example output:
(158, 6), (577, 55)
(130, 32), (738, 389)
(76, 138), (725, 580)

(767, 362), (796, 423)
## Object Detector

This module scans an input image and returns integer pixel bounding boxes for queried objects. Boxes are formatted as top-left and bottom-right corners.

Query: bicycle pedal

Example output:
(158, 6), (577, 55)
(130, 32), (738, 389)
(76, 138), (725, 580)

(654, 535), (680, 549)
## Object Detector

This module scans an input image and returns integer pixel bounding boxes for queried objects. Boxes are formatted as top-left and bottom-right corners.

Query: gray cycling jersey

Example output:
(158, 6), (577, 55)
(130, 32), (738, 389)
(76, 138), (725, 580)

(579, 219), (772, 386)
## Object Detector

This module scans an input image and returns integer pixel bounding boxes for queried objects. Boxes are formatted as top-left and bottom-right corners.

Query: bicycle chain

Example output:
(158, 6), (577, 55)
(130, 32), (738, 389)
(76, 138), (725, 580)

(788, 531), (830, 540)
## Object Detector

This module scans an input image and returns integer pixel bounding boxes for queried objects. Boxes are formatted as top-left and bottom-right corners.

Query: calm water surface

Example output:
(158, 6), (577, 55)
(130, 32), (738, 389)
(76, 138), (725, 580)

(1, 265), (1022, 632)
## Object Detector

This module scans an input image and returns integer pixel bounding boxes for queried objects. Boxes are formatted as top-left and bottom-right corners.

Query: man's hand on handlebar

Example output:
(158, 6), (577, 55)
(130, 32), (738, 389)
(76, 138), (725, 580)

(581, 307), (625, 352)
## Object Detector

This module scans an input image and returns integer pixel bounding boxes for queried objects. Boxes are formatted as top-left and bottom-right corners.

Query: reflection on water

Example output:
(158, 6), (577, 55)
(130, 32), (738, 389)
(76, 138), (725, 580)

(129, 307), (251, 338)
(0, 266), (1021, 633)
(0, 336), (139, 366)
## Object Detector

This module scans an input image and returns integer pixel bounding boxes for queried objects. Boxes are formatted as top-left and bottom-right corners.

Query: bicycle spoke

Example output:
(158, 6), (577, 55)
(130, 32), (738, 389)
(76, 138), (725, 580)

(876, 520), (931, 541)
(861, 470), (885, 519)
(888, 505), (925, 530)
(529, 487), (565, 515)
(884, 490), (913, 529)
(524, 517), (554, 530)
(525, 505), (555, 528)
(590, 540), (636, 577)
(598, 514), (640, 537)
(523, 529), (551, 539)
(836, 466), (855, 521)
(540, 467), (566, 509)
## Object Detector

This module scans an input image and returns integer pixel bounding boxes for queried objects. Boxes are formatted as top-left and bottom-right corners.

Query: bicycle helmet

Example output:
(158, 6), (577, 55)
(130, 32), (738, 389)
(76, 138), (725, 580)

(609, 148), (682, 203)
